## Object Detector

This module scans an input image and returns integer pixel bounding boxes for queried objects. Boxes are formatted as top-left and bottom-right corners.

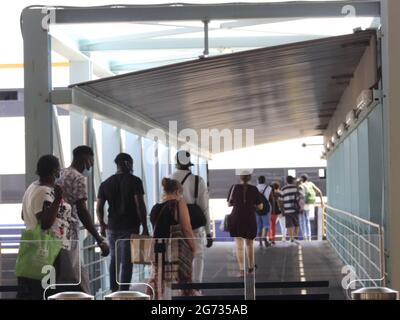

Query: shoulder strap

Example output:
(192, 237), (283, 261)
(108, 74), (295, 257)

(194, 175), (199, 204)
(174, 200), (180, 224)
(228, 184), (235, 203)
(154, 202), (171, 229)
(262, 185), (269, 195)
(180, 172), (191, 185)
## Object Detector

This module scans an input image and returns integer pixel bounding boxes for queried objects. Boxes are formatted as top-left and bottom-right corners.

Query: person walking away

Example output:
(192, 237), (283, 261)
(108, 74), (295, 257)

(57, 146), (109, 293)
(299, 174), (325, 241)
(268, 182), (282, 245)
(280, 176), (304, 243)
(17, 155), (72, 299)
(170, 150), (213, 288)
(227, 171), (263, 277)
(149, 178), (196, 298)
(256, 176), (272, 247)
(96, 153), (149, 292)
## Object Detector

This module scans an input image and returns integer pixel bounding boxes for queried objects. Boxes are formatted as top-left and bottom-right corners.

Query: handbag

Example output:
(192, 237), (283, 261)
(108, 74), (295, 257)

(130, 234), (153, 265)
(166, 203), (193, 284)
(181, 173), (207, 230)
(220, 214), (230, 232)
(220, 185), (236, 233)
(150, 201), (194, 297)
(15, 222), (63, 280)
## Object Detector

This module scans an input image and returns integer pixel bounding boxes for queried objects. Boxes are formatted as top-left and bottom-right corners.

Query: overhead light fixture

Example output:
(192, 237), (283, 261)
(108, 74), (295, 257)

(356, 89), (373, 111)
(337, 123), (346, 137)
(345, 109), (357, 128)
(326, 142), (332, 151)
(331, 134), (338, 145)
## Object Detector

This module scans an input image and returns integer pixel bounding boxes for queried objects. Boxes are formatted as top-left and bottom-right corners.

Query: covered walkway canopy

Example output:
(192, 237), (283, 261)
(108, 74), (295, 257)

(70, 30), (376, 147)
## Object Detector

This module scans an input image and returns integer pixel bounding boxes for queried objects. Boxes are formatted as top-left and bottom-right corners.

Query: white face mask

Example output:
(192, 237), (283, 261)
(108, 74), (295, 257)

(82, 167), (92, 177)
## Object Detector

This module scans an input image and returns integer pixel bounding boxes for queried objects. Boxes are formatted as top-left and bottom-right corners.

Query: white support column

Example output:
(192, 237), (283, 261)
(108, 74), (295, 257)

(381, 0), (400, 291)
(70, 61), (93, 151)
(124, 131), (143, 178)
(22, 8), (53, 186)
(101, 122), (121, 180)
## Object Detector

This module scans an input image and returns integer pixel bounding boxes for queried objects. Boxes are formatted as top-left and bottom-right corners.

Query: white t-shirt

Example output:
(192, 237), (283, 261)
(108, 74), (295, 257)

(170, 169), (210, 234)
(257, 184), (272, 199)
(22, 181), (74, 250)
(256, 184), (272, 214)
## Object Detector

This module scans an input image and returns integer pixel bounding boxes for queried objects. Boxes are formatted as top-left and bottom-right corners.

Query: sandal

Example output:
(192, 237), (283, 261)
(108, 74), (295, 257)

(247, 264), (258, 274)
(236, 270), (245, 278)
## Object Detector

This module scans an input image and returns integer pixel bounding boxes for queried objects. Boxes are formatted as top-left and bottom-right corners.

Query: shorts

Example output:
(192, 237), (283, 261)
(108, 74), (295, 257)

(256, 213), (270, 233)
(285, 213), (299, 228)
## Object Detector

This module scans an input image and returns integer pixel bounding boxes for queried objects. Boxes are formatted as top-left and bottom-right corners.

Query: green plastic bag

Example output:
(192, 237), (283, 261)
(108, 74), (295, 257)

(15, 223), (63, 281)
(304, 182), (317, 205)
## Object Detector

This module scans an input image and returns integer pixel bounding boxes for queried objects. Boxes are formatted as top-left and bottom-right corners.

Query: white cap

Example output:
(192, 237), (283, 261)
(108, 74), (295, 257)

(235, 168), (254, 176)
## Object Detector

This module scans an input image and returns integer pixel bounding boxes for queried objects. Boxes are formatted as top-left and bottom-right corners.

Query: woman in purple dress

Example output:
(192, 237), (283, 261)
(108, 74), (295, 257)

(227, 171), (263, 277)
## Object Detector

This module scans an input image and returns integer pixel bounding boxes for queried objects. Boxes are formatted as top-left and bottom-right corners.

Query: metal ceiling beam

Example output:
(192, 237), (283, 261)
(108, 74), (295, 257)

(53, 2), (380, 24)
(51, 35), (114, 78)
(219, 18), (302, 29)
(80, 35), (326, 51)
(67, 87), (210, 159)
(78, 26), (207, 48)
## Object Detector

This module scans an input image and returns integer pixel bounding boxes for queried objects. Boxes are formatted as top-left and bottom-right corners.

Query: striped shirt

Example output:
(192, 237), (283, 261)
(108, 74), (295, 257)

(280, 184), (304, 215)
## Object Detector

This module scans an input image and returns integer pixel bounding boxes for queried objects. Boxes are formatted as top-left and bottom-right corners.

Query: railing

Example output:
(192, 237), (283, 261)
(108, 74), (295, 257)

(323, 205), (385, 288)
(81, 240), (110, 299)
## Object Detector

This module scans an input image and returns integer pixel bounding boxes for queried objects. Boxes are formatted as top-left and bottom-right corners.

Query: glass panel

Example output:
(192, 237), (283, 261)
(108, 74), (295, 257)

(1, 239), (83, 300)
(142, 138), (157, 209)
(122, 130), (143, 178)
(158, 142), (169, 184)
(114, 237), (247, 300)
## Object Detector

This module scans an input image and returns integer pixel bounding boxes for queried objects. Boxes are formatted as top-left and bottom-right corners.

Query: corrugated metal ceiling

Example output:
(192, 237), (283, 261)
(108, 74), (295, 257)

(71, 30), (376, 148)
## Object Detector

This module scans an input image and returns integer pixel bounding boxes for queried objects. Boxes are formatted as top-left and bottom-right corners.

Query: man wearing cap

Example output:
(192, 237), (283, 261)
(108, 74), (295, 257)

(170, 150), (213, 287)
(96, 153), (149, 292)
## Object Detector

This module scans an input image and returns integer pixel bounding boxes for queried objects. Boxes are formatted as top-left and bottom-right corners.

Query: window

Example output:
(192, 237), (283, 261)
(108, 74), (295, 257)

(288, 169), (296, 177)
(0, 91), (18, 101)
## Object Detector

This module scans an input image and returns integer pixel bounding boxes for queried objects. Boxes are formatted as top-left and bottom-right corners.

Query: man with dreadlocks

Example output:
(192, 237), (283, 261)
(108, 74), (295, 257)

(96, 153), (149, 292)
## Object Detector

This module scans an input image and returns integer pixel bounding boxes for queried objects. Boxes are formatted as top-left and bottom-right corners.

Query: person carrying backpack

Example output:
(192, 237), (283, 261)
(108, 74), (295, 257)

(170, 151), (212, 292)
(299, 174), (325, 241)
(256, 176), (272, 247)
(268, 182), (282, 245)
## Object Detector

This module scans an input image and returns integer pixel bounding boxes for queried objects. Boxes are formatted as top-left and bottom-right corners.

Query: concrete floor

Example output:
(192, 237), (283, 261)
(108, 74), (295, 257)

(200, 240), (347, 300)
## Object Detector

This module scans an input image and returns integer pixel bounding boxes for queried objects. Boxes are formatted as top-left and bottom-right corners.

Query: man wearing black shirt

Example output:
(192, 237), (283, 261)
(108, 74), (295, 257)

(96, 153), (149, 292)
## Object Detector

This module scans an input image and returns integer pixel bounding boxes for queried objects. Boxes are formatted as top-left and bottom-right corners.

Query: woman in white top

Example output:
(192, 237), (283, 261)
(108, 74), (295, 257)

(17, 155), (72, 300)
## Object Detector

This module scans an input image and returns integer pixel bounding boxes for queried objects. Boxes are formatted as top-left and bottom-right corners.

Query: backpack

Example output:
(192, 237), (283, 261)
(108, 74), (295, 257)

(256, 185), (271, 216)
(303, 181), (316, 205)
(180, 173), (207, 230)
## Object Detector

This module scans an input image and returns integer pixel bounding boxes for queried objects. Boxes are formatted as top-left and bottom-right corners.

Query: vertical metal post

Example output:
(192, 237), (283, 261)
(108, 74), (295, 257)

(22, 8), (53, 186)
(381, 0), (400, 291)
(380, 226), (386, 287)
(203, 19), (209, 57)
(70, 61), (93, 153)
(52, 106), (65, 168)
(154, 141), (160, 204)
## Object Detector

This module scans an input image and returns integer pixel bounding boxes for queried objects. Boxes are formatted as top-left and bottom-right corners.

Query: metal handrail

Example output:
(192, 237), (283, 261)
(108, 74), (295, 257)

(325, 205), (381, 229)
(323, 205), (386, 287)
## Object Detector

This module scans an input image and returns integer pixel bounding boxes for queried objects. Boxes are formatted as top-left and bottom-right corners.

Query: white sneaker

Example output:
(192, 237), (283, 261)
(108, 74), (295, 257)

(192, 290), (203, 296)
